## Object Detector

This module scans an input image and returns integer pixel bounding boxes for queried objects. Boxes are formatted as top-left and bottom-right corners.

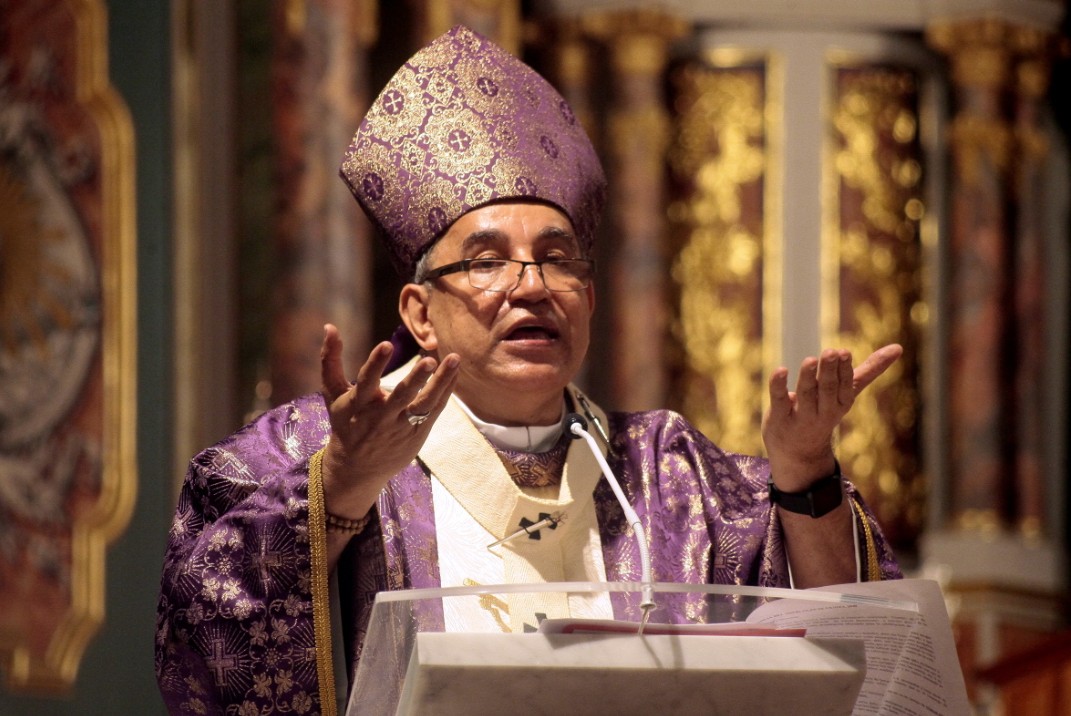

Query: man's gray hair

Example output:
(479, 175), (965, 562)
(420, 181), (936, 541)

(412, 249), (435, 284)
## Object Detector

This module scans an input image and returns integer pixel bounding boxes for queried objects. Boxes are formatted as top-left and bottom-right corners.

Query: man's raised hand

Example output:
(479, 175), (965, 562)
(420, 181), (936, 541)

(319, 323), (460, 521)
(762, 344), (902, 492)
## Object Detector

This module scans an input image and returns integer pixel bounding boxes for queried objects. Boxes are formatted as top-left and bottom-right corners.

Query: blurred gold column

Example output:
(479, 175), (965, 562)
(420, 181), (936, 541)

(586, 10), (688, 410)
(928, 19), (1059, 537)
(536, 18), (600, 388)
(927, 19), (1016, 532)
(926, 19), (1062, 710)
(542, 18), (598, 142)
(269, 0), (378, 404)
(412, 0), (521, 53)
(1009, 28), (1054, 539)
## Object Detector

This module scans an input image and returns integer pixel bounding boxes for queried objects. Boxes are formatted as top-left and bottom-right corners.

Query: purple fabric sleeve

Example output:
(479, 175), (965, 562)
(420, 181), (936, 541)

(155, 396), (902, 713)
(155, 395), (331, 715)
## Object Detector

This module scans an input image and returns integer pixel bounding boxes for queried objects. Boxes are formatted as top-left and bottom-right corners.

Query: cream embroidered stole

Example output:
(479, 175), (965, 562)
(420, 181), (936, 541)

(420, 388), (613, 632)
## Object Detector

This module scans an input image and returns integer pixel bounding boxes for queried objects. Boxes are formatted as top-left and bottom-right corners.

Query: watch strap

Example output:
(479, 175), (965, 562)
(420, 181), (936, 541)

(768, 459), (843, 518)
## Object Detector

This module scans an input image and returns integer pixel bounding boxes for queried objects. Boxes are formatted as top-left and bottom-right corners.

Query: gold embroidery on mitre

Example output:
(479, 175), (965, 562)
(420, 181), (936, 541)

(340, 25), (604, 275)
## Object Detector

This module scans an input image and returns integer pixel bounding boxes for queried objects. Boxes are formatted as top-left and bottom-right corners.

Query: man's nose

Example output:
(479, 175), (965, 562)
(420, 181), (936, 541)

(510, 262), (549, 296)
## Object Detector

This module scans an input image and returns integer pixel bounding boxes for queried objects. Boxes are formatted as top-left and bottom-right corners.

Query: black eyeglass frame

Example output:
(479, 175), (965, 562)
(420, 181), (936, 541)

(421, 258), (596, 292)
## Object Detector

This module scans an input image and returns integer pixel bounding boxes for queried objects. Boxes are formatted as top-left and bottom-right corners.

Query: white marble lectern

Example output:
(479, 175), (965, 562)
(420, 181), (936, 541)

(346, 582), (928, 716)
(395, 631), (866, 715)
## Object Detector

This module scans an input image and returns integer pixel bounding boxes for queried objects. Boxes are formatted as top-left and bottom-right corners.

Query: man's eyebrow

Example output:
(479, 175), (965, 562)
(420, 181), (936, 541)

(537, 226), (577, 243)
(459, 225), (578, 250)
(460, 229), (507, 251)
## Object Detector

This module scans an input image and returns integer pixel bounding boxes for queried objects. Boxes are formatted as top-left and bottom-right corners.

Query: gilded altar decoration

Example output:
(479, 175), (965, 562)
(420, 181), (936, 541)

(421, 0), (522, 54)
(926, 20), (1014, 530)
(1009, 32), (1053, 538)
(0, 0), (136, 691)
(584, 10), (688, 411)
(824, 63), (925, 549)
(667, 57), (775, 456)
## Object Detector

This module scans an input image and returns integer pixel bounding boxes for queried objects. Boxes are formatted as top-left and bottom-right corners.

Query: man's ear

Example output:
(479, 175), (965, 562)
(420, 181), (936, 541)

(400, 283), (438, 352)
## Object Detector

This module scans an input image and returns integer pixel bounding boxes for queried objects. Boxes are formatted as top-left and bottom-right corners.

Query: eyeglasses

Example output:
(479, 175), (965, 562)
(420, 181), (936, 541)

(422, 258), (595, 293)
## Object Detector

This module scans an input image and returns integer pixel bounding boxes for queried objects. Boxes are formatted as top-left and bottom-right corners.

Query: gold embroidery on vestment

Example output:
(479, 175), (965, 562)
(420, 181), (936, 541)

(852, 498), (882, 582)
(308, 449), (338, 716)
(464, 578), (512, 633)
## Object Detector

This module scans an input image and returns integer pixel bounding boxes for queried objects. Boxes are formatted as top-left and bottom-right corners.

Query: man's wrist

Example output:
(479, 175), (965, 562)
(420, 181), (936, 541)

(321, 442), (381, 522)
(768, 459), (844, 518)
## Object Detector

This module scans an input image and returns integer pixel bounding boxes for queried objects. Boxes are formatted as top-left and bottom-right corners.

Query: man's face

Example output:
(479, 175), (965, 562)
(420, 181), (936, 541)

(403, 201), (595, 424)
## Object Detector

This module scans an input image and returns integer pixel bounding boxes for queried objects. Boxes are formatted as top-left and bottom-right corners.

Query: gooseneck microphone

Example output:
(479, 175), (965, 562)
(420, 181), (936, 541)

(565, 412), (656, 624)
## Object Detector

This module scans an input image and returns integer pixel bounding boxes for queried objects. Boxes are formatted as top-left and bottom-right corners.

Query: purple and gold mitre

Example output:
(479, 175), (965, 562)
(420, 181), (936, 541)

(340, 25), (606, 276)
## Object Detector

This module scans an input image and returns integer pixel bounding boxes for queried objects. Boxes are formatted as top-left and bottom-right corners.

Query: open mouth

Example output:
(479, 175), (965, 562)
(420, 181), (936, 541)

(503, 324), (560, 341)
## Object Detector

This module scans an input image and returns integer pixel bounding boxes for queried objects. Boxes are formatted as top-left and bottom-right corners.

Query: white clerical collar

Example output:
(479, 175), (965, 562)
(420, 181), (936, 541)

(452, 395), (564, 452)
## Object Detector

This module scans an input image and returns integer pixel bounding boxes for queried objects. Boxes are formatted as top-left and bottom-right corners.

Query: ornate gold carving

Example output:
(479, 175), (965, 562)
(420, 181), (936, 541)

(286, 0), (375, 45)
(582, 8), (689, 37)
(354, 0), (379, 46)
(608, 107), (671, 172)
(540, 19), (598, 148)
(833, 74), (922, 234)
(1016, 123), (1049, 164)
(1016, 60), (1050, 99)
(952, 508), (1004, 535)
(667, 59), (773, 455)
(824, 63), (925, 546)
(927, 19), (1012, 89)
(553, 32), (591, 87)
(929, 18), (1058, 185)
(955, 46), (1010, 89)
(949, 114), (1014, 186)
(1009, 25), (1050, 56)
(424, 0), (521, 54)
(582, 9), (689, 76)
(285, 0), (306, 36)
(611, 34), (672, 77)
(1019, 515), (1043, 540)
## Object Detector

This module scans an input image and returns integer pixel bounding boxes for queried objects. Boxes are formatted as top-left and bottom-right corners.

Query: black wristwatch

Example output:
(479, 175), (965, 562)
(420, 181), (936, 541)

(768, 460), (843, 518)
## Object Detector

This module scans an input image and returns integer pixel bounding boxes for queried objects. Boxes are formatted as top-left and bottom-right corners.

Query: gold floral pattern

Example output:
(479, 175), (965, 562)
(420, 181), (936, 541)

(339, 25), (605, 276)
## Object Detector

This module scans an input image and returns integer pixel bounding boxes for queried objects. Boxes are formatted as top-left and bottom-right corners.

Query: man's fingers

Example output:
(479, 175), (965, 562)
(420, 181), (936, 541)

(836, 351), (854, 405)
(852, 343), (903, 394)
(817, 350), (841, 401)
(389, 355), (438, 408)
(794, 356), (820, 412)
(352, 342), (395, 401)
(320, 324), (352, 399)
(767, 366), (792, 415)
(394, 354), (461, 419)
(416, 354), (461, 414)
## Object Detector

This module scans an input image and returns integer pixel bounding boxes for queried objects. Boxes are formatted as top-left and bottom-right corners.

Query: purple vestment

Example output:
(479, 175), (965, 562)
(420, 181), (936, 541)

(155, 393), (901, 715)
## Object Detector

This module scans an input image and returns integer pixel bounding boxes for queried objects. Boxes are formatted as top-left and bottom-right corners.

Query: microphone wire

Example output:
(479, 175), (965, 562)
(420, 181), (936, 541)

(566, 413), (656, 630)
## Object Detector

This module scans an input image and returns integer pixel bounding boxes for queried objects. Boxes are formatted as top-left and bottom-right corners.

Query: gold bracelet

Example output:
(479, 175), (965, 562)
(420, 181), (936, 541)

(324, 510), (372, 535)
